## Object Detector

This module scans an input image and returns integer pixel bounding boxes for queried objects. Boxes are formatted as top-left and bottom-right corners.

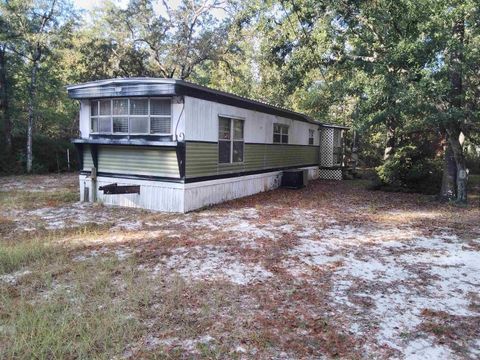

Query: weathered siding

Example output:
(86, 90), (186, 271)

(83, 145), (94, 170)
(184, 96), (319, 145)
(83, 145), (179, 178)
(185, 142), (318, 178)
(98, 146), (179, 178)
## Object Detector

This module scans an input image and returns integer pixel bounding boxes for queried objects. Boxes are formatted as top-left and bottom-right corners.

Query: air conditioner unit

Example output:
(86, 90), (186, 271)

(281, 169), (308, 189)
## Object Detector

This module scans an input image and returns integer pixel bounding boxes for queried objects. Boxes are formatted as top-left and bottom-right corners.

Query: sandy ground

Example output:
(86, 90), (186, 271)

(1, 173), (479, 359)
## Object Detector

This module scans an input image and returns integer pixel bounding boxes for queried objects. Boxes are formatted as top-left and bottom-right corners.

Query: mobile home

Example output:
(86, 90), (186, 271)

(67, 78), (347, 212)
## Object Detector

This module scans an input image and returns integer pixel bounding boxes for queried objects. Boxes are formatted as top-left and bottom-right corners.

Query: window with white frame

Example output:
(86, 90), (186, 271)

(309, 129), (315, 145)
(273, 123), (289, 144)
(90, 98), (171, 135)
(218, 116), (244, 164)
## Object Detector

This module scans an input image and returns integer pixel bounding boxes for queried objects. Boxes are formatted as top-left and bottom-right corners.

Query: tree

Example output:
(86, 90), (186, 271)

(93, 0), (229, 79)
(1, 0), (76, 172)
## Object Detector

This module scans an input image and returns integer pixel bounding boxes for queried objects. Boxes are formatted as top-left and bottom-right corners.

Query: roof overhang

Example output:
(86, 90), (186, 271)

(66, 77), (322, 125)
(321, 124), (350, 130)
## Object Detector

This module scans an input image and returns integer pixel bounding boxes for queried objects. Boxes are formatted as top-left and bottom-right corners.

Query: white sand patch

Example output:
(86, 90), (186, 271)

(0, 270), (32, 285)
(338, 257), (414, 283)
(139, 334), (215, 353)
(158, 245), (272, 285)
(12, 202), (108, 230)
(321, 231), (480, 353)
(286, 239), (343, 270)
(7, 202), (155, 232)
(73, 246), (132, 261)
(403, 337), (457, 360)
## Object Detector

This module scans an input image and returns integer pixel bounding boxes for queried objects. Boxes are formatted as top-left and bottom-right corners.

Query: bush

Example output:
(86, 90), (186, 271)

(466, 151), (480, 175)
(375, 145), (442, 195)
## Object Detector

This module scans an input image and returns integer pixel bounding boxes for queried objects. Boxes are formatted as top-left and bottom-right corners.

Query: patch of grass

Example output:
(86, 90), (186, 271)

(0, 216), (16, 237)
(0, 237), (60, 275)
(0, 189), (78, 210)
(0, 259), (146, 359)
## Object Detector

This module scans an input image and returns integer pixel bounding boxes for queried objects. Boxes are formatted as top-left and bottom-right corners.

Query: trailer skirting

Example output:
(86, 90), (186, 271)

(79, 166), (319, 213)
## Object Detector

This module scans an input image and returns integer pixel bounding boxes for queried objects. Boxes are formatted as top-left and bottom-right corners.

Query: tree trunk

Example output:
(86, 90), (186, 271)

(26, 56), (39, 173)
(0, 45), (11, 154)
(446, 17), (467, 203)
(447, 128), (468, 203)
(440, 134), (457, 201)
(383, 119), (396, 160)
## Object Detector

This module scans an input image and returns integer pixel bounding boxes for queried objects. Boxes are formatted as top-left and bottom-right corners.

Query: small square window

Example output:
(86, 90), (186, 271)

(150, 117), (171, 134)
(99, 100), (111, 115)
(130, 99), (148, 115)
(273, 123), (289, 143)
(98, 117), (112, 133)
(113, 99), (128, 115)
(113, 117), (128, 133)
(218, 117), (231, 140)
(129, 117), (149, 133)
(150, 99), (170, 115)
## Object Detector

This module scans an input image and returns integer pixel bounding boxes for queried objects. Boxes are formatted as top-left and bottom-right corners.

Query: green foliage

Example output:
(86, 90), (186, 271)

(376, 146), (442, 194)
(0, 135), (78, 174)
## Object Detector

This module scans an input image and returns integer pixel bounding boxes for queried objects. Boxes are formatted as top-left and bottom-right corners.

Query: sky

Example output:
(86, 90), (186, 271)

(72, 0), (226, 20)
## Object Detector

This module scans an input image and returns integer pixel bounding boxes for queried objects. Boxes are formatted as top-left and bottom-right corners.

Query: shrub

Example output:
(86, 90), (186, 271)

(376, 145), (442, 195)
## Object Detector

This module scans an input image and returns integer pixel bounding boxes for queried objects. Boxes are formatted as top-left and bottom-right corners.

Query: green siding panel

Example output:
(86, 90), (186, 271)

(83, 145), (94, 171)
(96, 145), (179, 178)
(186, 142), (318, 178)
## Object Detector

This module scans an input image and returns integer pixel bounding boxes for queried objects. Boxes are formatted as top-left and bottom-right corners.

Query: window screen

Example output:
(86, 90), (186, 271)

(89, 98), (171, 134)
(218, 141), (231, 164)
(151, 117), (171, 134)
(219, 116), (244, 163)
(273, 124), (289, 144)
(150, 99), (170, 115)
(113, 99), (128, 115)
(113, 117), (128, 133)
(129, 117), (149, 133)
(98, 117), (112, 133)
(130, 99), (148, 115)
(99, 100), (111, 115)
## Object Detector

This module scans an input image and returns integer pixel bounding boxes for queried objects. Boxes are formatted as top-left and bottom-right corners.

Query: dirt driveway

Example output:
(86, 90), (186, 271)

(1, 173), (479, 359)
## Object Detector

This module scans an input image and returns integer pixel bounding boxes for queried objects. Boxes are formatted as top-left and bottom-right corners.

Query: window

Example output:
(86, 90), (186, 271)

(218, 116), (244, 163)
(90, 98), (171, 135)
(273, 123), (289, 144)
(309, 129), (315, 145)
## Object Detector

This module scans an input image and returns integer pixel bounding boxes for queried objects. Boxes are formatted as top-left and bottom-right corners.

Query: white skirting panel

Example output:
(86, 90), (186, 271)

(183, 171), (282, 212)
(79, 174), (185, 212)
(79, 166), (320, 213)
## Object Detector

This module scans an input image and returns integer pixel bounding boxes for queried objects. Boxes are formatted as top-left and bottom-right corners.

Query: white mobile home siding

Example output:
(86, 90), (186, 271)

(183, 96), (319, 145)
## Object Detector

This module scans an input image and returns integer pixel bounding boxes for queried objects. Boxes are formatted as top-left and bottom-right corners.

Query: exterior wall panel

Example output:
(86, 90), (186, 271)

(83, 145), (94, 170)
(185, 142), (318, 179)
(82, 145), (179, 178)
(184, 96), (320, 145)
(98, 146), (179, 177)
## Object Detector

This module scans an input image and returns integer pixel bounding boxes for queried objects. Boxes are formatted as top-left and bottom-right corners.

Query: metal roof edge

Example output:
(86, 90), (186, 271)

(66, 77), (324, 125)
